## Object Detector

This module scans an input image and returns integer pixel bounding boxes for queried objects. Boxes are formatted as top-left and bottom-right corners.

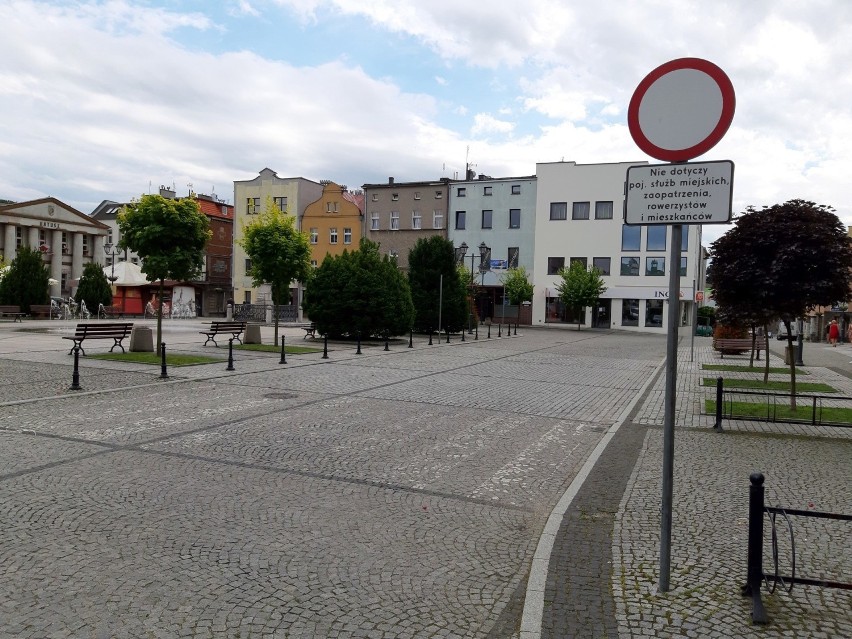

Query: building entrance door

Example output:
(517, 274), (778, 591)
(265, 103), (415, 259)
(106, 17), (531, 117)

(593, 300), (611, 328)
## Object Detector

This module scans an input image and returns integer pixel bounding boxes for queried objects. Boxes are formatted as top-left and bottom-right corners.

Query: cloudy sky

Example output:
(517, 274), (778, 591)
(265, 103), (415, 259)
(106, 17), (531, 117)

(1, 0), (849, 245)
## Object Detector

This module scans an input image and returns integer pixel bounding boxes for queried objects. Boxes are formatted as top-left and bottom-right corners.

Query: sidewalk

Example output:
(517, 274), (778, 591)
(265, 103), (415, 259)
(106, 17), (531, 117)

(530, 340), (851, 639)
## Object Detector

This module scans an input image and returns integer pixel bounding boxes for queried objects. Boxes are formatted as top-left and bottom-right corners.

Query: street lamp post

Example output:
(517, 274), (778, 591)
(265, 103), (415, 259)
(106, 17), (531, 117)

(104, 243), (120, 313)
(478, 242), (490, 323)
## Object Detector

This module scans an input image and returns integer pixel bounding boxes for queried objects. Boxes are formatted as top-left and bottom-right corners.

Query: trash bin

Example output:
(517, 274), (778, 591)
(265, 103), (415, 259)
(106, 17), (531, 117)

(244, 323), (262, 344)
(784, 345), (794, 365)
(130, 326), (154, 352)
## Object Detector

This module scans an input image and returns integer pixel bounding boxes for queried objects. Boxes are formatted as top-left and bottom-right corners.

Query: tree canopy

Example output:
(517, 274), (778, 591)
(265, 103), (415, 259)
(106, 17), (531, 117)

(407, 236), (467, 333)
(503, 266), (534, 305)
(0, 247), (49, 312)
(303, 238), (414, 338)
(74, 262), (113, 313)
(118, 194), (210, 351)
(239, 198), (311, 345)
(555, 261), (607, 331)
(709, 199), (852, 402)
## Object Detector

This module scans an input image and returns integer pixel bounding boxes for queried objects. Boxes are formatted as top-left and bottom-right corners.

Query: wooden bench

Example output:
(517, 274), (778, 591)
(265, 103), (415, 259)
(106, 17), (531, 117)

(295, 322), (317, 339)
(62, 322), (134, 356)
(714, 337), (766, 359)
(0, 305), (26, 322)
(199, 321), (246, 346)
(29, 304), (53, 319)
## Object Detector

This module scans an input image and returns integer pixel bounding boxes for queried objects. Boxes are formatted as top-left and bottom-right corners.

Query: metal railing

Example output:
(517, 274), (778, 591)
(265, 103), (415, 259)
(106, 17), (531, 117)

(233, 303), (297, 323)
(742, 473), (851, 624)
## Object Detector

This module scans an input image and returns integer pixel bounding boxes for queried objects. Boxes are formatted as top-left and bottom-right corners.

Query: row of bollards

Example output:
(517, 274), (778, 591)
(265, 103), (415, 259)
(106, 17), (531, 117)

(68, 324), (522, 389)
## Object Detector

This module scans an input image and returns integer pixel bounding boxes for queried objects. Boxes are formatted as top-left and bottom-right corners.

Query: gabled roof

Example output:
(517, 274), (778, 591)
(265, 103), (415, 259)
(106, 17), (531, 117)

(1, 197), (109, 230)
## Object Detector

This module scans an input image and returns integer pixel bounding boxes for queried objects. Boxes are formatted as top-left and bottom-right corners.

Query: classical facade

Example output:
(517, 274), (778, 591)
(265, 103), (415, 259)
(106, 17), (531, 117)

(0, 198), (109, 297)
(533, 160), (704, 332)
(302, 181), (364, 266)
(232, 168), (323, 305)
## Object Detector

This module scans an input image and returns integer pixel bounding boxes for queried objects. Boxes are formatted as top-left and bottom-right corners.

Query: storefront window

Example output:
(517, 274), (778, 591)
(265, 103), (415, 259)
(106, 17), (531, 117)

(622, 299), (639, 326)
(645, 299), (664, 327)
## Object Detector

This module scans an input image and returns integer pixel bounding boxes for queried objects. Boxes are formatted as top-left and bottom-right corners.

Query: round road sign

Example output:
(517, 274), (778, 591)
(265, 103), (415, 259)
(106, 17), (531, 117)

(628, 58), (735, 162)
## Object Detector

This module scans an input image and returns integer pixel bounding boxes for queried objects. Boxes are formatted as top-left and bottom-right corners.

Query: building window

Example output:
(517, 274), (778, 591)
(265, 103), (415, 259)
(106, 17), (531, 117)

(414, 192), (421, 200)
(371, 193), (379, 202)
(391, 193), (399, 201)
(511, 184), (521, 195)
(15, 227), (23, 248)
(550, 202), (568, 220)
(435, 191), (442, 199)
(274, 196), (287, 211)
(483, 186), (492, 196)
(457, 187), (466, 197)
(311, 260), (318, 267)
(310, 228), (318, 244)
(455, 211), (466, 230)
(482, 210), (493, 229)
(106, 229), (112, 245)
(622, 226), (641, 251)
(246, 197), (259, 214)
(646, 299), (664, 327)
(508, 247), (519, 268)
(622, 299), (639, 327)
(572, 202), (590, 220)
(82, 235), (89, 256)
(412, 212), (421, 229)
(245, 258), (252, 271)
(244, 290), (251, 304)
(570, 257), (588, 268)
(682, 231), (689, 251)
(131, 257), (139, 265)
(547, 257), (565, 275)
(621, 257), (640, 276)
(390, 212), (400, 230)
(647, 226), (667, 251)
(646, 257), (666, 276)
(344, 228), (352, 244)
(433, 211), (444, 229)
(62, 232), (69, 254)
(595, 201), (613, 220)
(330, 228), (338, 244)
(326, 201), (339, 213)
(592, 257), (611, 275)
(371, 212), (379, 230)
(509, 209), (521, 229)
(680, 256), (688, 276)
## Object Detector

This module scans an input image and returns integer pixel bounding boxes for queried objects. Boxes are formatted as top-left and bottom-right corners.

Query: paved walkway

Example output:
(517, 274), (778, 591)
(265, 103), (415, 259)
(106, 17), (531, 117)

(0, 319), (848, 638)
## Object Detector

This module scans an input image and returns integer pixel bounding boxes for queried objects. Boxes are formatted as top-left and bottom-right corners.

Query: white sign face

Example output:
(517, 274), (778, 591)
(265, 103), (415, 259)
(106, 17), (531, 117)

(624, 160), (734, 225)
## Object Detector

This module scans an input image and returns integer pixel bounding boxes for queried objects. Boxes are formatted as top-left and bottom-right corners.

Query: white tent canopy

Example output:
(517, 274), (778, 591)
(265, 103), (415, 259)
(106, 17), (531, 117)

(103, 260), (152, 286)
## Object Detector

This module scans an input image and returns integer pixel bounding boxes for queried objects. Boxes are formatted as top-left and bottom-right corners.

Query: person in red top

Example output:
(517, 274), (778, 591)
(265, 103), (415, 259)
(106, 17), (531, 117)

(828, 319), (840, 346)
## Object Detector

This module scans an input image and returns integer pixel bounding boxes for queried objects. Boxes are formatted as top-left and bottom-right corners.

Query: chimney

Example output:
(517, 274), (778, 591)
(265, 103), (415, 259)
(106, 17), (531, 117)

(388, 177), (394, 184)
(159, 185), (176, 199)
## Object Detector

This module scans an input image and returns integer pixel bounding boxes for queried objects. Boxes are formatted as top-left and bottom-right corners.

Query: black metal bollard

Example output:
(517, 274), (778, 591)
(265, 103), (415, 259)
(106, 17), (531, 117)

(384, 335), (390, 351)
(475, 322), (478, 340)
(226, 338), (235, 371)
(356, 332), (362, 355)
(322, 335), (329, 359)
(408, 330), (413, 348)
(70, 345), (82, 390)
(428, 329), (433, 346)
(741, 473), (768, 624)
(280, 335), (287, 364)
(160, 342), (169, 379)
(714, 377), (723, 430)
(498, 322), (502, 337)
(514, 321), (518, 336)
(445, 328), (450, 343)
(461, 328), (465, 342)
(487, 323), (491, 339)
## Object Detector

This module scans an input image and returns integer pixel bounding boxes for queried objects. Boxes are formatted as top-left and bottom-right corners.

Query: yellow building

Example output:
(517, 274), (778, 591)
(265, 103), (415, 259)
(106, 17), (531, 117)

(302, 181), (364, 267)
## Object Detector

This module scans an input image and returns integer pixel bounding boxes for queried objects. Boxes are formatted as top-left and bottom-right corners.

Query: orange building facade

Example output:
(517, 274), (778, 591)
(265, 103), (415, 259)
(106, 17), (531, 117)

(302, 181), (364, 267)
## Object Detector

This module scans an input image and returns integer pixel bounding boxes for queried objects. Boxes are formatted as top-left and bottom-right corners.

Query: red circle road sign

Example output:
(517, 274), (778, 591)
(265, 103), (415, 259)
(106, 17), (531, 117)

(628, 58), (735, 162)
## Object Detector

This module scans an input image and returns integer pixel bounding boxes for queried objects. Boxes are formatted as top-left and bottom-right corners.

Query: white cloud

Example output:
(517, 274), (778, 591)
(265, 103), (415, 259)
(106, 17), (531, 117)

(471, 114), (515, 137)
(434, 76), (447, 86)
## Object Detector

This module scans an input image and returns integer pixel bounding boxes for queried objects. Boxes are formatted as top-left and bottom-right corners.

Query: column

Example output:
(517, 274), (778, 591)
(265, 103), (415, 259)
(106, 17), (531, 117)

(28, 226), (39, 249)
(51, 229), (62, 297)
(93, 234), (106, 266)
(3, 224), (15, 261)
(71, 232), (84, 282)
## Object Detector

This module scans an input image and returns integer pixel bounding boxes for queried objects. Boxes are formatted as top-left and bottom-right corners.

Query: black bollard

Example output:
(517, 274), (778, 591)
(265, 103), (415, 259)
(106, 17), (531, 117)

(356, 331), (362, 355)
(280, 334), (287, 364)
(160, 342), (169, 379)
(322, 335), (329, 359)
(226, 338), (235, 371)
(428, 329), (433, 346)
(741, 473), (768, 624)
(714, 376), (723, 431)
(445, 328), (450, 343)
(408, 330), (413, 348)
(487, 323), (491, 339)
(384, 335), (389, 351)
(514, 321), (518, 336)
(475, 322), (478, 341)
(70, 345), (82, 390)
(461, 328), (465, 342)
(498, 322), (502, 337)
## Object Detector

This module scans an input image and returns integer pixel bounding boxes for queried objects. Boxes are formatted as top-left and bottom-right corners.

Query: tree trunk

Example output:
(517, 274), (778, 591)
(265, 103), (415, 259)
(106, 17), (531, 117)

(763, 323), (770, 384)
(785, 320), (797, 411)
(749, 324), (756, 368)
(273, 300), (279, 347)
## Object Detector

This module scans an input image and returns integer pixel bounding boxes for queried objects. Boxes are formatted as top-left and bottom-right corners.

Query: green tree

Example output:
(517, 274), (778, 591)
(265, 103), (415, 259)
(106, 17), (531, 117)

(503, 266), (534, 305)
(239, 198), (311, 346)
(74, 262), (113, 314)
(0, 247), (49, 312)
(555, 261), (606, 331)
(118, 194), (210, 352)
(303, 239), (414, 338)
(407, 236), (467, 334)
(709, 200), (852, 406)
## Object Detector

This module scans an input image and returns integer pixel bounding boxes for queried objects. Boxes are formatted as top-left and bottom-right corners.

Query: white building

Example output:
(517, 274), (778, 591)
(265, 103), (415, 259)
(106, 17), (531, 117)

(533, 161), (704, 332)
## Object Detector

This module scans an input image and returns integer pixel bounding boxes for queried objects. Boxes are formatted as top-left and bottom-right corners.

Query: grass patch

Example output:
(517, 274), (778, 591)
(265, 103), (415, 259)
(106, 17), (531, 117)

(233, 343), (321, 354)
(706, 399), (852, 425)
(703, 364), (807, 375)
(702, 378), (836, 393)
(90, 352), (223, 366)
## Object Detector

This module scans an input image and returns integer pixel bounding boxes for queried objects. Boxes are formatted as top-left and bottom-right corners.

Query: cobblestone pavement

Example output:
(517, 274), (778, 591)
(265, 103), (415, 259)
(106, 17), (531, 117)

(0, 321), (665, 638)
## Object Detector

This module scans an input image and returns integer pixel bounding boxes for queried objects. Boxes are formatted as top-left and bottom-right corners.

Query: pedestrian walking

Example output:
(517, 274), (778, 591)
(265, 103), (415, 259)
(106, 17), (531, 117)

(829, 319), (840, 346)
